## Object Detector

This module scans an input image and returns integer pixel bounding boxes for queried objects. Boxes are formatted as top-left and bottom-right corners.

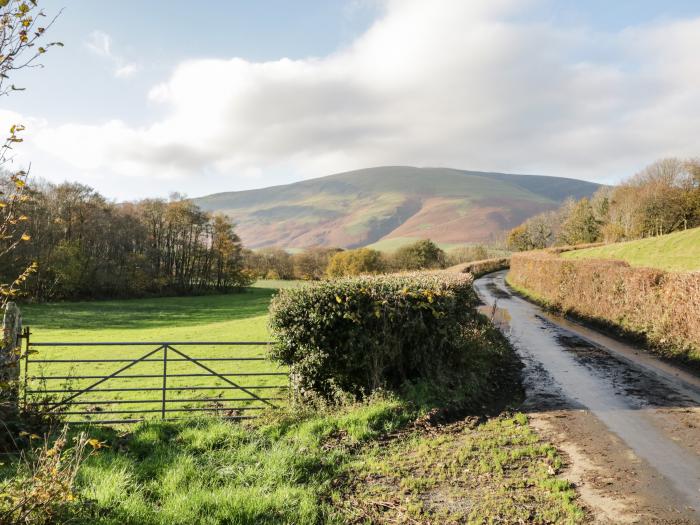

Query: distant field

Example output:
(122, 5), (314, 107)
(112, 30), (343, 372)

(20, 288), (288, 422)
(561, 227), (700, 272)
(366, 236), (472, 253)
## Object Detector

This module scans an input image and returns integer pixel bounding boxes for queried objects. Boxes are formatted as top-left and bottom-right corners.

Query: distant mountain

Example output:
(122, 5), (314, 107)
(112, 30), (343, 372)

(194, 167), (600, 250)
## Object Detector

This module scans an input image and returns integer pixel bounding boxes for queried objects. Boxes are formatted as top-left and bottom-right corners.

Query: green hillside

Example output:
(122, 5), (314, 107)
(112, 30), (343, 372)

(195, 166), (600, 249)
(561, 227), (700, 272)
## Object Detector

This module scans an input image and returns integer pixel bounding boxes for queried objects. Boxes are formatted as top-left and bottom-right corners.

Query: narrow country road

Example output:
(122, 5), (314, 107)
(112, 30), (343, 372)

(474, 270), (700, 524)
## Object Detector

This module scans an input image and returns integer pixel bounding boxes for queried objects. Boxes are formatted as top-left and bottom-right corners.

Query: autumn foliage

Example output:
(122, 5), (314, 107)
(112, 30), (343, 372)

(508, 251), (700, 362)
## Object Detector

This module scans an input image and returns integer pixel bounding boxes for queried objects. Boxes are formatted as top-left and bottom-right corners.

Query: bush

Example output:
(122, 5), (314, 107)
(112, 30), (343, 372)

(268, 272), (508, 403)
(0, 428), (97, 525)
(391, 239), (446, 270)
(326, 248), (386, 277)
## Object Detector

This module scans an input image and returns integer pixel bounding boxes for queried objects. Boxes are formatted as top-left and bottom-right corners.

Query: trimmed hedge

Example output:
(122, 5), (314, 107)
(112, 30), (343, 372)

(509, 252), (700, 363)
(449, 257), (510, 277)
(269, 272), (506, 402)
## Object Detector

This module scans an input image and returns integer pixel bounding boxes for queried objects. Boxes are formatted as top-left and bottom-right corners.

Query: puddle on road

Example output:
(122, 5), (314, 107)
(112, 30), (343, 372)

(485, 281), (512, 299)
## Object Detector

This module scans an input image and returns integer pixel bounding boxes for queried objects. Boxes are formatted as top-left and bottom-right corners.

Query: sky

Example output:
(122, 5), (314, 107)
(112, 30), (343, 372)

(2, 0), (700, 200)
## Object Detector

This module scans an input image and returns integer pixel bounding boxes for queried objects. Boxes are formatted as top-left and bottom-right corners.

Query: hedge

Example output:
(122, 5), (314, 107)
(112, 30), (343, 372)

(269, 272), (508, 402)
(508, 252), (700, 363)
(448, 257), (510, 277)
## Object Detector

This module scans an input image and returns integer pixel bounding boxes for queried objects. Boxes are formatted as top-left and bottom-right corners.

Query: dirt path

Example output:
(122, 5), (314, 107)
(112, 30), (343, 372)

(474, 271), (700, 524)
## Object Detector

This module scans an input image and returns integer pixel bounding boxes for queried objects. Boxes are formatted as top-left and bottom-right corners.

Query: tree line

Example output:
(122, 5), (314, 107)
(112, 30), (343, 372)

(2, 180), (249, 301)
(507, 158), (700, 251)
(244, 240), (505, 280)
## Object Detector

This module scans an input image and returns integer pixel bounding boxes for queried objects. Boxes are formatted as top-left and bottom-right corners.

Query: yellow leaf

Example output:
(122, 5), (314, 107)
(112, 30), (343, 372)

(21, 233), (31, 241)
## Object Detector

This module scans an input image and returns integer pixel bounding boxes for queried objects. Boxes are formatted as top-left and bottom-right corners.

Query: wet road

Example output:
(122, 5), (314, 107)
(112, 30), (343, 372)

(475, 270), (700, 521)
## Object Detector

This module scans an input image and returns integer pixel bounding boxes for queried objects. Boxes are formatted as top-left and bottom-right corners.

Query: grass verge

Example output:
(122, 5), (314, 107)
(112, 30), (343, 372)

(560, 227), (700, 272)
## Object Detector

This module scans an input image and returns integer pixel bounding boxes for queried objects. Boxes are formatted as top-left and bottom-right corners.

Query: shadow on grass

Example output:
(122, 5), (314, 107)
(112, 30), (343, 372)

(20, 288), (276, 331)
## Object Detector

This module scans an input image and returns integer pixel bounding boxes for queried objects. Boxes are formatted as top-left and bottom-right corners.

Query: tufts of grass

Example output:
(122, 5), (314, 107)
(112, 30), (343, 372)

(37, 402), (584, 524)
(70, 397), (410, 525)
(335, 413), (584, 524)
(561, 227), (700, 272)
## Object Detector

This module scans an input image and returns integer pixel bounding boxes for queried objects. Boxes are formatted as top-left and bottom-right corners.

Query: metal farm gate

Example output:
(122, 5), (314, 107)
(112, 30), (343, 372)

(20, 331), (288, 424)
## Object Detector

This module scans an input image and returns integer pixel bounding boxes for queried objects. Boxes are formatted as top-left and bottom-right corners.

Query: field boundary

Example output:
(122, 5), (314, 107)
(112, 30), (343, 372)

(22, 336), (288, 424)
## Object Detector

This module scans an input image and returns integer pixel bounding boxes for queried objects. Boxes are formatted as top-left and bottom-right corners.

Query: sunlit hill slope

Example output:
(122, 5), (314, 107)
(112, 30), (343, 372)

(195, 167), (600, 249)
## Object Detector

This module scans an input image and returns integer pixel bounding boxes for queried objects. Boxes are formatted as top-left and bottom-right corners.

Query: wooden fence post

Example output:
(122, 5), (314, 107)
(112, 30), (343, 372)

(0, 302), (23, 415)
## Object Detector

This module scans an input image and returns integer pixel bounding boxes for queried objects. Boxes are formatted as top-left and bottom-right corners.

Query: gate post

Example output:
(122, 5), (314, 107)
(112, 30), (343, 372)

(0, 302), (23, 417)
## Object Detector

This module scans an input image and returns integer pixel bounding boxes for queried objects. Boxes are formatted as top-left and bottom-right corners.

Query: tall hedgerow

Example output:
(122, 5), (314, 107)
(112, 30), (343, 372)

(269, 272), (512, 403)
(508, 251), (700, 363)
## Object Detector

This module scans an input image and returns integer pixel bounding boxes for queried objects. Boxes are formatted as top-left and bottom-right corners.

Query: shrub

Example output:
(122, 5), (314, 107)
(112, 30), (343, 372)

(0, 428), (97, 525)
(268, 272), (507, 403)
(390, 239), (446, 270)
(326, 248), (386, 277)
(446, 245), (489, 266)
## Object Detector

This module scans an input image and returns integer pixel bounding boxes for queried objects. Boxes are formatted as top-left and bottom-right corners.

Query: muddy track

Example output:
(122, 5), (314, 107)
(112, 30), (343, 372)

(475, 271), (700, 524)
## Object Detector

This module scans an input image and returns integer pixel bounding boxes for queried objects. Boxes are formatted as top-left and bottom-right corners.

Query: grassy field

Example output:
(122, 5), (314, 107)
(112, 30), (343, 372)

(20, 288), (287, 423)
(561, 227), (700, 272)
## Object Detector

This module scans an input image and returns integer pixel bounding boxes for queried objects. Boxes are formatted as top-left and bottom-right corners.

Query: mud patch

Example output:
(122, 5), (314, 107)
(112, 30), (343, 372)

(530, 410), (699, 525)
(548, 321), (696, 410)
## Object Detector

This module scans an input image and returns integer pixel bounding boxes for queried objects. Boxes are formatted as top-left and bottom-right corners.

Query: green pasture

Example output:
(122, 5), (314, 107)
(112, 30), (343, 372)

(20, 287), (291, 423)
(561, 226), (700, 272)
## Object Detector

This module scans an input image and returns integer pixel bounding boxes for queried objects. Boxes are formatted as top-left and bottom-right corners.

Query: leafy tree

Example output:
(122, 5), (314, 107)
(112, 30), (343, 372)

(391, 239), (446, 270)
(244, 248), (294, 280)
(211, 214), (248, 289)
(558, 198), (600, 245)
(292, 247), (341, 280)
(326, 248), (385, 277)
(506, 225), (534, 252)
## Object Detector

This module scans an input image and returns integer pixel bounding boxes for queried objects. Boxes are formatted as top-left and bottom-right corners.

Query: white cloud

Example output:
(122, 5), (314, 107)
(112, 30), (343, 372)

(86, 30), (140, 79)
(14, 1), (700, 197)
